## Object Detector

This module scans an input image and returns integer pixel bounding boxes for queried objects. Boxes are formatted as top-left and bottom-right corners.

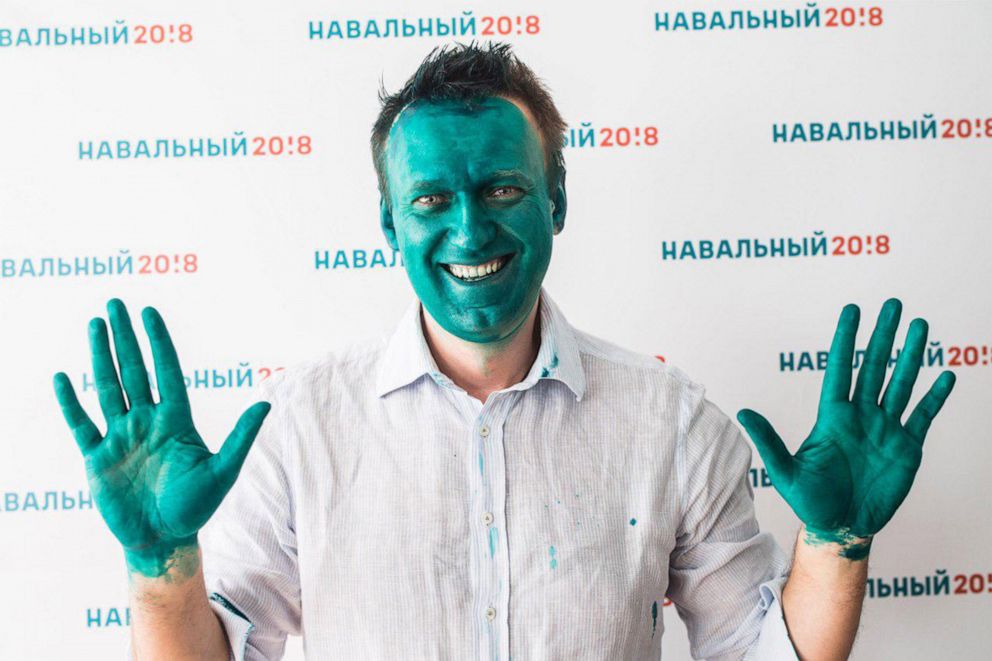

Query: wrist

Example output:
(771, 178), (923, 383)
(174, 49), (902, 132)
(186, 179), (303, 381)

(800, 524), (873, 561)
(124, 536), (199, 580)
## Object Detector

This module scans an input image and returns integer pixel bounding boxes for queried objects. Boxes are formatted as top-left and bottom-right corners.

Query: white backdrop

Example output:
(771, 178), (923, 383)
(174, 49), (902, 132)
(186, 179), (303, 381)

(1, 1), (990, 659)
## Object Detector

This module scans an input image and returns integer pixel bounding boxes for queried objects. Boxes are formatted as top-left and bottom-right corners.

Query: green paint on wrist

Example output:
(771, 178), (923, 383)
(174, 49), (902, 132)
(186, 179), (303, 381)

(804, 526), (873, 561)
(124, 537), (200, 580)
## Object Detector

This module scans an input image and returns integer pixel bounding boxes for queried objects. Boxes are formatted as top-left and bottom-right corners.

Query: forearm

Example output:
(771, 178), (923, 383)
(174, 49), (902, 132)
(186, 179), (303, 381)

(129, 543), (230, 661)
(781, 525), (870, 661)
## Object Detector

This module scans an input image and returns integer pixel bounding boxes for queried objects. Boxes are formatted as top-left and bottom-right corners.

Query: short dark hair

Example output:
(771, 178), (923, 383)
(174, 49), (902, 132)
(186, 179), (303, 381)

(371, 41), (567, 202)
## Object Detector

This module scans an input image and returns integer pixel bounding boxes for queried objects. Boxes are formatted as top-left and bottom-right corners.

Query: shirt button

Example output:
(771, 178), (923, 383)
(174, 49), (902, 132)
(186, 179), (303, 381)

(485, 607), (496, 621)
(479, 425), (490, 437)
(482, 511), (494, 525)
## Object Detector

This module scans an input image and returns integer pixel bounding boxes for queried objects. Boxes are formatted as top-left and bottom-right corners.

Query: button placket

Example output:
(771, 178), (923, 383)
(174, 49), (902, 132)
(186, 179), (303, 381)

(474, 403), (500, 659)
(472, 392), (518, 660)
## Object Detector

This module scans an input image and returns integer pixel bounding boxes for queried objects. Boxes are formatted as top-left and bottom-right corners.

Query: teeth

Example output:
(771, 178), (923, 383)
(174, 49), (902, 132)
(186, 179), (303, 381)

(447, 256), (506, 281)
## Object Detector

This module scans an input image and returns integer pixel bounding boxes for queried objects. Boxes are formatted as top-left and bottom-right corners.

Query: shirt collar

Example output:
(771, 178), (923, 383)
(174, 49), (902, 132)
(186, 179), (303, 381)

(374, 287), (586, 402)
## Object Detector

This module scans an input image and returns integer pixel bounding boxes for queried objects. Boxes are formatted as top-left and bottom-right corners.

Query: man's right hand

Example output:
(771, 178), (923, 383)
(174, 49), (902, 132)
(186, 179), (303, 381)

(53, 298), (271, 578)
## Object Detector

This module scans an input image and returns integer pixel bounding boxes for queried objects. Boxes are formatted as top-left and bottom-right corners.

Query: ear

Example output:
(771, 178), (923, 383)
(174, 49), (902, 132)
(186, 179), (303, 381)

(550, 168), (567, 236)
(379, 196), (399, 251)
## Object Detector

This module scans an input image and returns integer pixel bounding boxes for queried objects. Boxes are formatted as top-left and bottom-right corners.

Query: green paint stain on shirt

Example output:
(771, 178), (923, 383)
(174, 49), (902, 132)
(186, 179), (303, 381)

(478, 451), (484, 475)
(549, 545), (557, 570)
(629, 518), (637, 526)
(489, 526), (498, 558)
(651, 600), (658, 638)
(539, 353), (560, 378)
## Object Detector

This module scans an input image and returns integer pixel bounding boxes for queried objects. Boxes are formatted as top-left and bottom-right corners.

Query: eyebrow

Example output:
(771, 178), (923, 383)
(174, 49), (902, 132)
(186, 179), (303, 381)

(409, 170), (534, 192)
(409, 179), (447, 192)
(487, 169), (534, 185)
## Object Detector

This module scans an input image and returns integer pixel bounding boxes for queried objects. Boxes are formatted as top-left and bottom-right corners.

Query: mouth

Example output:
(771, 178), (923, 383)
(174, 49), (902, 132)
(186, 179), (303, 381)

(440, 253), (514, 283)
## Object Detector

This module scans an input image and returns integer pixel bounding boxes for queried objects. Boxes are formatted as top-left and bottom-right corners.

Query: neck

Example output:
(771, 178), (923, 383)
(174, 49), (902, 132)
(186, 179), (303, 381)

(421, 300), (542, 403)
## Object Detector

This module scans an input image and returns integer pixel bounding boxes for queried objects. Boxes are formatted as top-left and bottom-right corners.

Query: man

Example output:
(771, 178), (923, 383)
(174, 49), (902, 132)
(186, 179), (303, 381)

(53, 42), (955, 660)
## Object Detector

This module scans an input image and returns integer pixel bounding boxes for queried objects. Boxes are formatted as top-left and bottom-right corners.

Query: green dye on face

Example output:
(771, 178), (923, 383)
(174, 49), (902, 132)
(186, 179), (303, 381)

(381, 97), (565, 344)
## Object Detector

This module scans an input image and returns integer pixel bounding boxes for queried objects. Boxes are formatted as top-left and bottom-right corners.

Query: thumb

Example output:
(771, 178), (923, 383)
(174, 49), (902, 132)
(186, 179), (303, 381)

(737, 409), (794, 489)
(211, 401), (272, 486)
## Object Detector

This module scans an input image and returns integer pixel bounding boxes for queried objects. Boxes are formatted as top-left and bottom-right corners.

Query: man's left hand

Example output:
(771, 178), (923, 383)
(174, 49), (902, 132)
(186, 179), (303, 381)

(737, 298), (956, 558)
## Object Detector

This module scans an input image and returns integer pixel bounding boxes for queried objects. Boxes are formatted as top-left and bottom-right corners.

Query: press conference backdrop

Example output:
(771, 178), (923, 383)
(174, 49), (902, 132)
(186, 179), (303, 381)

(1, 1), (990, 658)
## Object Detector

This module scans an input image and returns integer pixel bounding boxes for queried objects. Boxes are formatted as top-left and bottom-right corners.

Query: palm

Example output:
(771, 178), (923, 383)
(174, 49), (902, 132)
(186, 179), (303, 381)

(54, 299), (270, 568)
(84, 402), (220, 550)
(787, 400), (920, 534)
(739, 299), (955, 542)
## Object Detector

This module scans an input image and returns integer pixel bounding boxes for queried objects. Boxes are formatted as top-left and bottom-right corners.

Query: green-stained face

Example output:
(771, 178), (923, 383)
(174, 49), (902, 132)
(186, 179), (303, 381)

(380, 96), (566, 344)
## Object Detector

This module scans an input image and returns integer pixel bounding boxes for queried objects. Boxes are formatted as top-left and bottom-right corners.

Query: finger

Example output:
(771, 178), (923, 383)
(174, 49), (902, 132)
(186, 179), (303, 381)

(737, 409), (794, 489)
(141, 306), (190, 409)
(852, 298), (902, 404)
(905, 371), (956, 443)
(881, 318), (928, 418)
(89, 317), (126, 420)
(53, 372), (102, 453)
(107, 299), (154, 408)
(819, 304), (860, 407)
(210, 402), (272, 487)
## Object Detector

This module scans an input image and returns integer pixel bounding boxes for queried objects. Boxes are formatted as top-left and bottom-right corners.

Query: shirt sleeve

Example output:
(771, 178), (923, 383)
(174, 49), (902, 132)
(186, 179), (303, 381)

(198, 379), (302, 661)
(665, 390), (799, 661)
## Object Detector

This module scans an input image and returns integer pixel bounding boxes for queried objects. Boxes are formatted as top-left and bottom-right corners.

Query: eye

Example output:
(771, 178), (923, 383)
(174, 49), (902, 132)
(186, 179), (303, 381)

(413, 194), (448, 208)
(489, 186), (523, 200)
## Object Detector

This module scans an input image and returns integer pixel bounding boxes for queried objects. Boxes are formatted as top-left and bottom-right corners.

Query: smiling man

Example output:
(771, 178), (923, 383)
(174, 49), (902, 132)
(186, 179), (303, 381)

(54, 42), (955, 661)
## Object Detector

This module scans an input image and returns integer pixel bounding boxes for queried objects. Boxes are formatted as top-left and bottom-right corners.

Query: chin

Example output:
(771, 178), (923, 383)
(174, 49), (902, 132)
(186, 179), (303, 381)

(450, 308), (530, 344)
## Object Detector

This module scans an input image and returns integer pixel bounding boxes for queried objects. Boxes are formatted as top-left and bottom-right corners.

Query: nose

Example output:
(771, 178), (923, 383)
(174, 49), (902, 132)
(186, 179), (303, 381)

(446, 195), (498, 255)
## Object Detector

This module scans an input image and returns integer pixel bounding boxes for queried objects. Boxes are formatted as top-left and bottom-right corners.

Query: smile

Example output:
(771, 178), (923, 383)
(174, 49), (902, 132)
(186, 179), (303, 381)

(441, 254), (513, 282)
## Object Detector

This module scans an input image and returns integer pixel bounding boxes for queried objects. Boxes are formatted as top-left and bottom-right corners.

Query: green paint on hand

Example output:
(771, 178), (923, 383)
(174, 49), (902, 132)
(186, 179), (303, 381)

(53, 299), (272, 578)
(737, 299), (956, 557)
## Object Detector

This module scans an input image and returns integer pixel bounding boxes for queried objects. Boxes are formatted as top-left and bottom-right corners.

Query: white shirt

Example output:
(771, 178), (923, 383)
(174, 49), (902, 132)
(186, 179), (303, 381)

(199, 288), (799, 660)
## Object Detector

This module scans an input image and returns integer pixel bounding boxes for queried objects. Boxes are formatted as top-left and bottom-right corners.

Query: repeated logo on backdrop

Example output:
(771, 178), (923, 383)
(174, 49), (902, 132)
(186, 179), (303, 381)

(0, 21), (193, 48)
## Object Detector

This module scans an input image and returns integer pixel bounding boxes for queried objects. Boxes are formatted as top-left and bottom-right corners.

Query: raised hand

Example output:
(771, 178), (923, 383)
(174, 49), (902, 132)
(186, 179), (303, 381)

(53, 299), (271, 577)
(737, 299), (955, 558)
